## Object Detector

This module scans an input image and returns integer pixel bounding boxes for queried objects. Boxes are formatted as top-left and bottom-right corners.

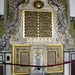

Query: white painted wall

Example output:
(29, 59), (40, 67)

(0, 0), (4, 15)
(70, 0), (75, 17)
(64, 52), (70, 75)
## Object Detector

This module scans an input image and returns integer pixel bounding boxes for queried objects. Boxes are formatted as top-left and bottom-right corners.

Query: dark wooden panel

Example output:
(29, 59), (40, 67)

(0, 66), (3, 75)
(71, 60), (75, 75)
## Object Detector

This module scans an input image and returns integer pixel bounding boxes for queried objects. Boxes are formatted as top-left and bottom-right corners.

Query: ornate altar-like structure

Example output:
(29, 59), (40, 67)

(12, 44), (63, 74)
(0, 0), (74, 75)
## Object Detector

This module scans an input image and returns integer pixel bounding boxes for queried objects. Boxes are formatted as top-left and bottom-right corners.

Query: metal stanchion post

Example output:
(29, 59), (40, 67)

(42, 65), (45, 75)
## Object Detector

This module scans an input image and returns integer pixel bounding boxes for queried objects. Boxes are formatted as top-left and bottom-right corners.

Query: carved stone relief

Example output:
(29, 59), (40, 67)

(0, 0), (74, 51)
(48, 0), (74, 50)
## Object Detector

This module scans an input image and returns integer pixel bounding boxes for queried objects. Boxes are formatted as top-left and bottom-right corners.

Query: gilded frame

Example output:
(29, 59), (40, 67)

(23, 10), (53, 38)
(12, 44), (31, 75)
(46, 44), (63, 73)
(47, 50), (57, 65)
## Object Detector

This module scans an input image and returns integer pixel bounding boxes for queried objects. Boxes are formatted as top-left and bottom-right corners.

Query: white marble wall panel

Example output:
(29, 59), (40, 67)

(64, 52), (70, 75)
(5, 53), (11, 75)
(70, 0), (75, 17)
(71, 53), (75, 60)
(0, 56), (2, 61)
(0, 0), (4, 15)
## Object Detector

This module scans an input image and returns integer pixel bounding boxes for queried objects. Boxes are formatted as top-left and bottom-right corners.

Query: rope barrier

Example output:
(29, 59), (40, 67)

(2, 60), (75, 67)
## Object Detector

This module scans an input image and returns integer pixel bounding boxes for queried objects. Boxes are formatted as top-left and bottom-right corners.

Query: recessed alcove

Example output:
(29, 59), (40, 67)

(7, 56), (10, 61)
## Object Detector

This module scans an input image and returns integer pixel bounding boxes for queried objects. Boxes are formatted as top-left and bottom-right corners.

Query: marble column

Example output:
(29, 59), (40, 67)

(66, 0), (70, 26)
(4, 0), (8, 24)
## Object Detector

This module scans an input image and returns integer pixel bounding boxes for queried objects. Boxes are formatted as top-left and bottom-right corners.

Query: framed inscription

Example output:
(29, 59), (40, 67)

(24, 11), (52, 37)
(46, 44), (63, 73)
(20, 52), (29, 65)
(12, 44), (30, 75)
(47, 51), (56, 65)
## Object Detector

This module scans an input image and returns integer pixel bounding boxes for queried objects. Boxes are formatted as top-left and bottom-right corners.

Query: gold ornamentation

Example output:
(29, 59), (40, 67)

(46, 44), (63, 73)
(26, 37), (53, 43)
(33, 0), (44, 9)
(24, 11), (52, 37)
(12, 44), (31, 75)
(35, 48), (42, 58)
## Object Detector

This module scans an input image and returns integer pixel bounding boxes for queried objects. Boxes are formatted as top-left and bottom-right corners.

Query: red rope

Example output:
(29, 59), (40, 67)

(2, 60), (75, 67)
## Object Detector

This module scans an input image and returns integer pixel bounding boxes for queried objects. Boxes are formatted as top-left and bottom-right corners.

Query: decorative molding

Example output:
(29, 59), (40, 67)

(26, 37), (53, 43)
(0, 0), (74, 51)
(46, 44), (63, 73)
(0, 0), (29, 51)
(12, 44), (30, 74)
(48, 0), (74, 50)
